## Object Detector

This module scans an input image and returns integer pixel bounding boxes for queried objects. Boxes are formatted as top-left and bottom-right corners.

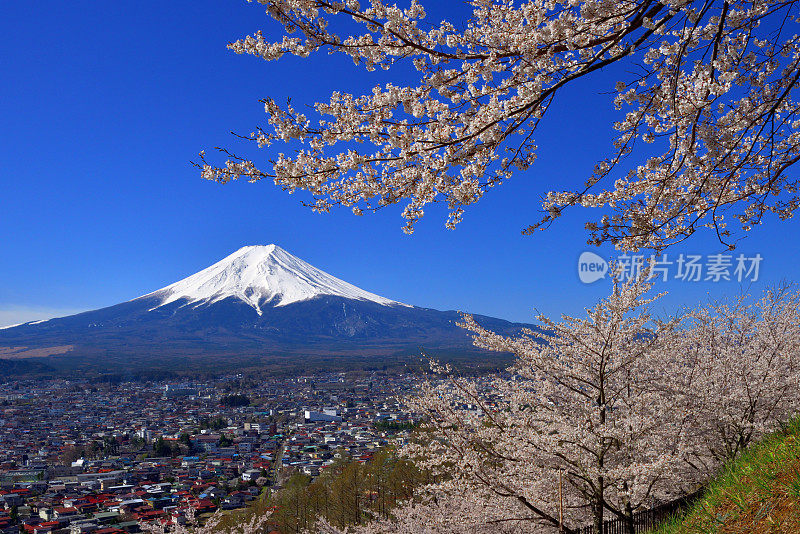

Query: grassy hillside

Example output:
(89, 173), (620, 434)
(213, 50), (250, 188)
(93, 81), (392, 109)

(654, 417), (800, 533)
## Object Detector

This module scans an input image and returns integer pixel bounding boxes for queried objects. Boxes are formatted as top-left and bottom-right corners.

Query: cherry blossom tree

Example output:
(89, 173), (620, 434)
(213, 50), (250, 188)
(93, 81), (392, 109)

(307, 282), (800, 534)
(363, 274), (697, 534)
(201, 0), (800, 250)
(675, 284), (800, 470)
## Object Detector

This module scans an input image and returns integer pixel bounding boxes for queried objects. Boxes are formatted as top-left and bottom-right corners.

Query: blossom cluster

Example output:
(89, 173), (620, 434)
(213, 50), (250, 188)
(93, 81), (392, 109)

(202, 0), (800, 250)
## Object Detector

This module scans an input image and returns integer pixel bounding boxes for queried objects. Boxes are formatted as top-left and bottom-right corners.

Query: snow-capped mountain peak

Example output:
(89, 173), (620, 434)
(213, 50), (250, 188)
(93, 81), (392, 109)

(141, 244), (405, 314)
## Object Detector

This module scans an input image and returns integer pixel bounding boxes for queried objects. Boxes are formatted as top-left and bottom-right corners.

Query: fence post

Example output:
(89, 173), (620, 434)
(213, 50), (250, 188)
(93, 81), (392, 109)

(559, 470), (564, 533)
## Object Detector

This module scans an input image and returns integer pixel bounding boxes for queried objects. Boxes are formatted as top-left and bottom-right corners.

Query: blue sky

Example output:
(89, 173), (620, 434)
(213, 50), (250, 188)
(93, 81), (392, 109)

(2, 1), (798, 327)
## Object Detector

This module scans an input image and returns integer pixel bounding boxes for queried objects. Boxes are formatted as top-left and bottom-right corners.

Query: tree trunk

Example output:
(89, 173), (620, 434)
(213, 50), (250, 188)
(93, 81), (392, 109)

(592, 498), (604, 534)
(623, 507), (635, 534)
(622, 487), (635, 534)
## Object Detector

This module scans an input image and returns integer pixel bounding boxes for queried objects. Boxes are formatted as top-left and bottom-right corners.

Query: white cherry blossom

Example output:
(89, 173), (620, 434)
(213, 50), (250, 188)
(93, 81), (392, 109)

(202, 0), (800, 250)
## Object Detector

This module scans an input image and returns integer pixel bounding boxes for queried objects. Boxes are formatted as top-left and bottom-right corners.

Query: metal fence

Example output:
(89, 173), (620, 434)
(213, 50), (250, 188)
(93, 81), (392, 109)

(573, 490), (702, 534)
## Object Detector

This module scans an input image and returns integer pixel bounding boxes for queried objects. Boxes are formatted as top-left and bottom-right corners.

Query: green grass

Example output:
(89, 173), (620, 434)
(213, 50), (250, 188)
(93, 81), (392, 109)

(652, 417), (800, 533)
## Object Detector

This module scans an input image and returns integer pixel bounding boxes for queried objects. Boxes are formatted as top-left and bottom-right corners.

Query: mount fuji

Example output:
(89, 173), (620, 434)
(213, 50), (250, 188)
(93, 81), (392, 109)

(0, 245), (532, 374)
(144, 245), (405, 313)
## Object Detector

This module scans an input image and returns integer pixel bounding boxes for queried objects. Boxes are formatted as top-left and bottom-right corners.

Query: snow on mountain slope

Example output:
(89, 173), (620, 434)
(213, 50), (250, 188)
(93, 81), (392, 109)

(140, 245), (406, 314)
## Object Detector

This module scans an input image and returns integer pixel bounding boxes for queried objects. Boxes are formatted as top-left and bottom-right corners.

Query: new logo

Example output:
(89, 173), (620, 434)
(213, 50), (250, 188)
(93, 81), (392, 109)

(578, 252), (609, 284)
